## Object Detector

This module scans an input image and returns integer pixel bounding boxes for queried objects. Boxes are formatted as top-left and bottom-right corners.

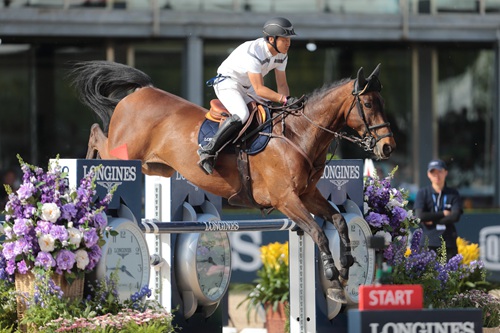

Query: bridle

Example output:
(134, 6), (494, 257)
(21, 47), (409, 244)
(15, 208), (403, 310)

(289, 81), (393, 152)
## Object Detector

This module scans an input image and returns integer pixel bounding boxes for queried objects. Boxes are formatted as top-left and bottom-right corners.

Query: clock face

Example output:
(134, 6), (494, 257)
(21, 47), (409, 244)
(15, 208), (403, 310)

(196, 232), (231, 302)
(343, 217), (375, 303)
(104, 219), (150, 301)
(321, 214), (375, 307)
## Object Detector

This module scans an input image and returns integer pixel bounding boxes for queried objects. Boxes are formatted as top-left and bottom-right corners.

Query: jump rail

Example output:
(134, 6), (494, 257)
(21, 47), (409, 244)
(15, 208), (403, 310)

(140, 218), (295, 234)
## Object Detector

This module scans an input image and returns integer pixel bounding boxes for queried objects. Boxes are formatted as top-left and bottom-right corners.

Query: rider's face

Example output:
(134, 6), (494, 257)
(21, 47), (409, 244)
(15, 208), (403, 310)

(276, 37), (291, 54)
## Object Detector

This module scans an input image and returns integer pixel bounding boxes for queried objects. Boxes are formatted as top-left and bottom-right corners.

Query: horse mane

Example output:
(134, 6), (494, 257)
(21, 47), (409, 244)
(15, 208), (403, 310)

(305, 78), (352, 104)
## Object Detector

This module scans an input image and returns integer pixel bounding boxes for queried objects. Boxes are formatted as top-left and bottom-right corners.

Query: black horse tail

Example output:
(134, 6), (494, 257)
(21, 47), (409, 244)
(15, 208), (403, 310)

(69, 60), (153, 132)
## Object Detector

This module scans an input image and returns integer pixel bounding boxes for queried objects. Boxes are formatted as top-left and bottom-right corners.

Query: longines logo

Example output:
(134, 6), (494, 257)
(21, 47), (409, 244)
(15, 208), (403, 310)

(82, 165), (137, 192)
(480, 226), (500, 270)
(321, 164), (361, 189)
(368, 321), (475, 333)
(114, 247), (132, 259)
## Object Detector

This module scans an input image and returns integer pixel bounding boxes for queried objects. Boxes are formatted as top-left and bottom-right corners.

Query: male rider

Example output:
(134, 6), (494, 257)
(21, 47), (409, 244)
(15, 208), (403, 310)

(198, 17), (302, 175)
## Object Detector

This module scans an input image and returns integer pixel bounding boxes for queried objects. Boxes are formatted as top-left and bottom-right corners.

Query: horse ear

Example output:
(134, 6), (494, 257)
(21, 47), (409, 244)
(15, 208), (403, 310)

(368, 63), (381, 79)
(356, 67), (367, 91)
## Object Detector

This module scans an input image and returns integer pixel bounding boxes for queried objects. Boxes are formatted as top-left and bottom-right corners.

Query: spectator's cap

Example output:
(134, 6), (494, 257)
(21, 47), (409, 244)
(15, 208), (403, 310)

(427, 159), (447, 172)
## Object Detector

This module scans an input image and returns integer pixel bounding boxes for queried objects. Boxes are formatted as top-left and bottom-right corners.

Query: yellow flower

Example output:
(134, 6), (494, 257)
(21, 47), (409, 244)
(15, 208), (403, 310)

(404, 247), (412, 257)
(260, 241), (289, 271)
(457, 237), (480, 265)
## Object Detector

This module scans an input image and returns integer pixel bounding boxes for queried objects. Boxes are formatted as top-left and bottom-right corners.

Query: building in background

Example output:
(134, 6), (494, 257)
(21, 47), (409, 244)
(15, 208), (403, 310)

(0, 0), (499, 212)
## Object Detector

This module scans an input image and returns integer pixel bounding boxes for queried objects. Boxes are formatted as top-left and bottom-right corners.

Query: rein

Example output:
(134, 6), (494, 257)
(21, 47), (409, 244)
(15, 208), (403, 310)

(246, 83), (393, 172)
(298, 89), (392, 152)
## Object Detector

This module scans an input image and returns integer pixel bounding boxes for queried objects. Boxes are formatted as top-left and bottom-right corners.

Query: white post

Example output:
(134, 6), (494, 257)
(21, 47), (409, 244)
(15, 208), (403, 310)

(289, 230), (317, 333)
(144, 175), (172, 311)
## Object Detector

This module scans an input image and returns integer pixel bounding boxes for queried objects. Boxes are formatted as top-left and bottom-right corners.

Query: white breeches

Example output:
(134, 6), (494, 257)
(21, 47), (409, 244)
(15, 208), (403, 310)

(213, 78), (255, 123)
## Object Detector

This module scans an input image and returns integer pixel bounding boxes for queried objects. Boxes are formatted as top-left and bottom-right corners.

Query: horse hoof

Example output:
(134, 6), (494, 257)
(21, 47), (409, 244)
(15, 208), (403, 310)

(327, 288), (347, 304)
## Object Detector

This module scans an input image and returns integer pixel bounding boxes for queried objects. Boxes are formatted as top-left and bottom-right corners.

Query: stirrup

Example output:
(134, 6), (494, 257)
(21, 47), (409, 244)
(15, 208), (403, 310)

(197, 150), (216, 175)
(198, 158), (215, 175)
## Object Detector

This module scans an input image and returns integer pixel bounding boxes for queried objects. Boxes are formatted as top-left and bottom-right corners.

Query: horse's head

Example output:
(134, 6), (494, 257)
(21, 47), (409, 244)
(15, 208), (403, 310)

(346, 64), (396, 159)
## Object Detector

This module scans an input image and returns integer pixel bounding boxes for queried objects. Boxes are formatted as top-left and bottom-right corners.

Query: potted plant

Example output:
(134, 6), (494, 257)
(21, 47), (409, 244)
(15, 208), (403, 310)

(1, 155), (115, 323)
(238, 241), (289, 333)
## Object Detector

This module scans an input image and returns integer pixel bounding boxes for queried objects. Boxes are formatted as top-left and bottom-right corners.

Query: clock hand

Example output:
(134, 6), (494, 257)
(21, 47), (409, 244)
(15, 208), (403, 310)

(353, 258), (362, 267)
(120, 265), (135, 278)
(198, 256), (217, 265)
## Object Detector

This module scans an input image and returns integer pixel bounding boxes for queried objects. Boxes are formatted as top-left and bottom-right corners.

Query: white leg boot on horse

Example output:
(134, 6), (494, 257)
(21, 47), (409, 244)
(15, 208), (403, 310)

(197, 114), (243, 175)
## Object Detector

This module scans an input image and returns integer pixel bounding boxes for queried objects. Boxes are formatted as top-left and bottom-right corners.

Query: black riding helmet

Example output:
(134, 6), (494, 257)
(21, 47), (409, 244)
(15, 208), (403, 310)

(263, 17), (296, 54)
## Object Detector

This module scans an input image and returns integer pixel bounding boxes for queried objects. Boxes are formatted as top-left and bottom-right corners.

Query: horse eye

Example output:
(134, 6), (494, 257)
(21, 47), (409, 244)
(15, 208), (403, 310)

(364, 102), (372, 108)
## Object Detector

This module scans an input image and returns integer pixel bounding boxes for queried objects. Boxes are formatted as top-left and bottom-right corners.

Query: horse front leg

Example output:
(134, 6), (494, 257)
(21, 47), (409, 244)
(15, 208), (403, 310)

(277, 195), (346, 303)
(86, 123), (109, 159)
(301, 189), (354, 287)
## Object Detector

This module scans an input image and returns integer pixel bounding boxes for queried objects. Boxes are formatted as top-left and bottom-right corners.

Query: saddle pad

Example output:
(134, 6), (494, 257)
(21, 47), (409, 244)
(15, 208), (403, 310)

(198, 108), (272, 155)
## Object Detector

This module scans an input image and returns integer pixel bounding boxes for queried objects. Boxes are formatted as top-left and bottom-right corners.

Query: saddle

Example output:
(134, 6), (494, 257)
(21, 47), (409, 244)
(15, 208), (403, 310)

(199, 100), (271, 154)
(199, 100), (272, 209)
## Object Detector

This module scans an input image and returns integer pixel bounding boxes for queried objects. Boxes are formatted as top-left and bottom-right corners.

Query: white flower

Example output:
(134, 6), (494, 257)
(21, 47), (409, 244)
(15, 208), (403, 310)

(363, 202), (370, 214)
(38, 234), (56, 252)
(387, 198), (403, 209)
(75, 249), (90, 270)
(68, 221), (73, 228)
(67, 227), (82, 247)
(41, 202), (61, 223)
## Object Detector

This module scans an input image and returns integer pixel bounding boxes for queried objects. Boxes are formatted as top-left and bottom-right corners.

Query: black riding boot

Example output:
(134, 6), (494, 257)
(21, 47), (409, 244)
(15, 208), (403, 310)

(197, 114), (243, 175)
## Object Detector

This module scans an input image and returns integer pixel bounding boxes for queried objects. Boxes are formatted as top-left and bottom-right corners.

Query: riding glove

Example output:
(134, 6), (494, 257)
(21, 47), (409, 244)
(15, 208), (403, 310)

(285, 96), (304, 110)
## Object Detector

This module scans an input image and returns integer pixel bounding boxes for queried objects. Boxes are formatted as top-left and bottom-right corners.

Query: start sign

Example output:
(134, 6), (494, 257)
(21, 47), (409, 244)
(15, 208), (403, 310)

(359, 285), (423, 310)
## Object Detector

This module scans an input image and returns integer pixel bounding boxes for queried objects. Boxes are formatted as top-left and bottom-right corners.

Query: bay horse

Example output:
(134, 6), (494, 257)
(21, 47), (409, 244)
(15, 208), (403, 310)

(70, 61), (395, 303)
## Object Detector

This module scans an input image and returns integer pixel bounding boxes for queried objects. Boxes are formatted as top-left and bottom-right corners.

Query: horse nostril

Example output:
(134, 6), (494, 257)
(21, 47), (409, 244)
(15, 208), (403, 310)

(382, 144), (393, 157)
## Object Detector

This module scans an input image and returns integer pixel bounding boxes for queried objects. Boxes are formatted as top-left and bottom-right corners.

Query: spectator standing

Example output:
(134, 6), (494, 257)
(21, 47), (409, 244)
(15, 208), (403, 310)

(414, 159), (463, 261)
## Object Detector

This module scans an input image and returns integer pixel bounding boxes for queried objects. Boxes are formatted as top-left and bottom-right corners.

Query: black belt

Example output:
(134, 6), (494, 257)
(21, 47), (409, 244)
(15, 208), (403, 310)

(206, 74), (250, 89)
(206, 74), (229, 87)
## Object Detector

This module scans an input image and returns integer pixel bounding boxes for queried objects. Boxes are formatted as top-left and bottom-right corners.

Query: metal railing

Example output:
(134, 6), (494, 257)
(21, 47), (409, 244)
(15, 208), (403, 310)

(3, 0), (500, 14)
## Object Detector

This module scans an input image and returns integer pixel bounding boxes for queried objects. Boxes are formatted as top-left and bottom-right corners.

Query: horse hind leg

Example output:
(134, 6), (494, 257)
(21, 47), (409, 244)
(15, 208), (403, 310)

(86, 123), (109, 159)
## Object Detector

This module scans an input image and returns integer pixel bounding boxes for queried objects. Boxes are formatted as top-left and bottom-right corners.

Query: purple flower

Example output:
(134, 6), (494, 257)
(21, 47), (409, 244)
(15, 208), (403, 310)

(17, 182), (36, 200)
(56, 249), (76, 272)
(35, 251), (56, 270)
(391, 206), (408, 224)
(2, 242), (16, 261)
(86, 245), (102, 271)
(50, 225), (69, 242)
(83, 229), (99, 248)
(365, 212), (390, 228)
(93, 213), (107, 229)
(17, 260), (29, 274)
(34, 220), (53, 235)
(14, 238), (31, 255)
(5, 260), (16, 275)
(61, 203), (78, 221)
(12, 218), (31, 236)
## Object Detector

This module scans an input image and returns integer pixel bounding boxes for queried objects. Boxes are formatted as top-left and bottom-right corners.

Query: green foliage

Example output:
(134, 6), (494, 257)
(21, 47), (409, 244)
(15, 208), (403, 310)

(236, 242), (289, 322)
(0, 268), (177, 333)
(20, 269), (83, 331)
(0, 280), (17, 327)
(447, 290), (500, 328)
